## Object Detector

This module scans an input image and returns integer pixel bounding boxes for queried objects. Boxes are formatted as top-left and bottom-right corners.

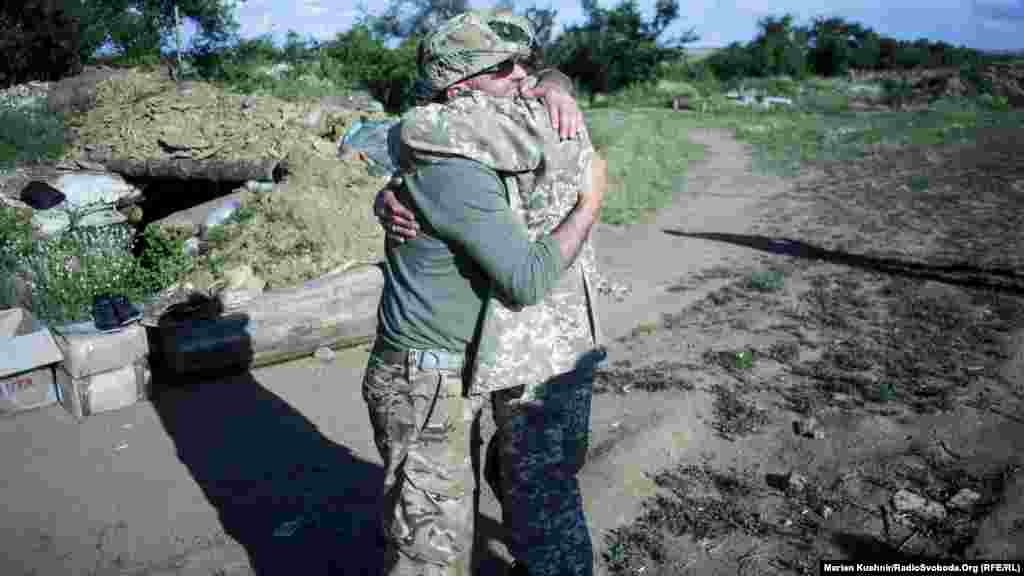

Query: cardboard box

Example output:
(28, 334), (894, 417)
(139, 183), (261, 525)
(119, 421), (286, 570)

(52, 321), (149, 379)
(56, 359), (151, 421)
(0, 308), (63, 415)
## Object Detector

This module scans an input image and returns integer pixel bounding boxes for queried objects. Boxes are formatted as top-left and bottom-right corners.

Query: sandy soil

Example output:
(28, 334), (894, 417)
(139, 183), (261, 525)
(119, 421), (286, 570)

(1, 123), (1021, 575)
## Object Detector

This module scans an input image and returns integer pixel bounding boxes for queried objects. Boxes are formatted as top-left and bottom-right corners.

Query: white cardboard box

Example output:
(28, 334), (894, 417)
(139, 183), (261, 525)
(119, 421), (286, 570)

(0, 308), (63, 415)
(56, 359), (151, 421)
(52, 320), (149, 379)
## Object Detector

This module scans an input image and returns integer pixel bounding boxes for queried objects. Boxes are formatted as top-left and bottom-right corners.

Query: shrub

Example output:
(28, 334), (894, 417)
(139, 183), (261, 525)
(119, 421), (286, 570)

(24, 223), (141, 325)
(959, 63), (994, 97)
(16, 204), (194, 325)
(134, 225), (193, 297)
(0, 206), (35, 309)
(881, 77), (914, 108)
(0, 99), (68, 171)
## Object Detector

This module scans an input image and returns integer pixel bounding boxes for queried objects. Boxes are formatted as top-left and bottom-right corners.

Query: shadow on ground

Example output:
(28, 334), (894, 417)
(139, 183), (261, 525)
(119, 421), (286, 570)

(664, 230), (1024, 295)
(151, 364), (387, 575)
(148, 352), (509, 574)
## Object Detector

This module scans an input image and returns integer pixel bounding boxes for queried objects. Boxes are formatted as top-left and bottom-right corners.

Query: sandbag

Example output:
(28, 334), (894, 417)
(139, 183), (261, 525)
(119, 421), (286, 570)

(26, 171), (143, 235)
(339, 119), (400, 177)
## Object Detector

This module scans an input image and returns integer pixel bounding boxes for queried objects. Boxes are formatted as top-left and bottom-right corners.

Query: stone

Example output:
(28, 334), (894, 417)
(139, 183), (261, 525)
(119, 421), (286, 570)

(946, 488), (982, 513)
(793, 416), (825, 439)
(892, 489), (947, 521)
(216, 264), (266, 311)
(671, 96), (695, 111)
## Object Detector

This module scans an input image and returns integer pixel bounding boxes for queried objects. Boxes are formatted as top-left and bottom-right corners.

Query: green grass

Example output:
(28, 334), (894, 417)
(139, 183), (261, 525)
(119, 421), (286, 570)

(704, 91), (1024, 179)
(585, 108), (707, 225)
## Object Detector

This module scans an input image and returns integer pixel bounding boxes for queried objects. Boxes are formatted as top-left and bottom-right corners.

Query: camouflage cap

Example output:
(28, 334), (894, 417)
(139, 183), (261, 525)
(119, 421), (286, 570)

(418, 10), (535, 92)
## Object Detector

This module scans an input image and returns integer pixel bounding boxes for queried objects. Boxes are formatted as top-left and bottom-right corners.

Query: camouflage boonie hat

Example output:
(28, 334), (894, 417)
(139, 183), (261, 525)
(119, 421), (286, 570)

(418, 10), (535, 92)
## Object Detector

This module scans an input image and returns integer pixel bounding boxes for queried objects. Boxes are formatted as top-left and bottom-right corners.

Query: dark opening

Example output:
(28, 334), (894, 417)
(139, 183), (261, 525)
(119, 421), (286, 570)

(127, 177), (248, 228)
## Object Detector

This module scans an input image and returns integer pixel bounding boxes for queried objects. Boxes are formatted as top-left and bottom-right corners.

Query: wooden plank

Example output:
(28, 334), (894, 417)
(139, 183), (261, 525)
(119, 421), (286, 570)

(157, 264), (384, 375)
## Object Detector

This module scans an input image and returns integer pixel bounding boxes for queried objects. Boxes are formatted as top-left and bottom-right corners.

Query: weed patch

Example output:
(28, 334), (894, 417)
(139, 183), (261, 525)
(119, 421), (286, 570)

(593, 361), (696, 395)
(710, 382), (770, 440)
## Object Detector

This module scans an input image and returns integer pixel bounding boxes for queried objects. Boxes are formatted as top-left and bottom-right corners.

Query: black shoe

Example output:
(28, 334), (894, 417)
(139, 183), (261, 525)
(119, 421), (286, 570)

(20, 181), (66, 210)
(509, 561), (530, 576)
(92, 294), (120, 332)
(111, 294), (142, 326)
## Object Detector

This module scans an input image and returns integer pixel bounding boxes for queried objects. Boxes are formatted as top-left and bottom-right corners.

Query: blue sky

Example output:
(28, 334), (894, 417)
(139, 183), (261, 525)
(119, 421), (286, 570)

(165, 0), (1022, 54)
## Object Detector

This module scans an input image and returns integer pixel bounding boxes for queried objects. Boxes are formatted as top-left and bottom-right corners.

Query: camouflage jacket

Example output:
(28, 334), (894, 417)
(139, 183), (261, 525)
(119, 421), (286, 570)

(397, 81), (606, 397)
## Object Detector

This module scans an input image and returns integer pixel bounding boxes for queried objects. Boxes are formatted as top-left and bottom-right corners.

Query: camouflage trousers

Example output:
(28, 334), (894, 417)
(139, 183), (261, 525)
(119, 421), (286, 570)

(362, 344), (595, 576)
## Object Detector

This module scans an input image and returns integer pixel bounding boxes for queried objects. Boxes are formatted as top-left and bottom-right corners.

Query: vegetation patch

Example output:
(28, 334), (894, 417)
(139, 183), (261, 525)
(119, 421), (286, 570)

(584, 109), (706, 225)
(593, 361), (696, 395)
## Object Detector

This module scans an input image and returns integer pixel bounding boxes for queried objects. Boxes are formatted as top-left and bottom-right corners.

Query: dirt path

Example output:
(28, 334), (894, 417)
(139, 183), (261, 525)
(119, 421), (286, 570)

(580, 127), (798, 567)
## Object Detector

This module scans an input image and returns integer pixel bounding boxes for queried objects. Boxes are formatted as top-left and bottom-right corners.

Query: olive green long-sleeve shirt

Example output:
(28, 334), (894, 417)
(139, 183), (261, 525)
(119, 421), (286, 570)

(376, 156), (564, 360)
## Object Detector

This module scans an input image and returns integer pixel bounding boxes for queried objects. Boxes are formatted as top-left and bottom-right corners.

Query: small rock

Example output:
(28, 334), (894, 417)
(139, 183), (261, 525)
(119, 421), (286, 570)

(314, 347), (336, 362)
(892, 489), (947, 521)
(793, 416), (825, 439)
(946, 488), (981, 513)
(765, 471), (809, 494)
(183, 237), (201, 256)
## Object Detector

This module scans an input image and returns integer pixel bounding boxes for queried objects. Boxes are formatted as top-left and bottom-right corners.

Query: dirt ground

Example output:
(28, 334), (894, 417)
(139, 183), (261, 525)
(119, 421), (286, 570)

(591, 123), (1024, 574)
(0, 122), (1021, 575)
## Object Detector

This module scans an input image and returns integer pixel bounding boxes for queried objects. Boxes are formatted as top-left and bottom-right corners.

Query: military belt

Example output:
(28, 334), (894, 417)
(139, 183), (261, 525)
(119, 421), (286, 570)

(372, 341), (465, 371)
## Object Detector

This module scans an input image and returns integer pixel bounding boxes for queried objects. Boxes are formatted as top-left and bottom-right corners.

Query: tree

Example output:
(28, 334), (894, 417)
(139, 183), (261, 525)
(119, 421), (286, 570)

(318, 25), (420, 112)
(0, 0), (84, 87)
(64, 0), (246, 64)
(806, 16), (866, 76)
(850, 30), (881, 70)
(521, 4), (558, 65)
(363, 0), (470, 41)
(748, 14), (808, 78)
(548, 0), (697, 102)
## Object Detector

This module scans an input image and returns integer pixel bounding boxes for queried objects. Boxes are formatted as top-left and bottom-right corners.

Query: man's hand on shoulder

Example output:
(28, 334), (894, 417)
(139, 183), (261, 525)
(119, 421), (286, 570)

(374, 181), (419, 244)
(520, 80), (586, 142)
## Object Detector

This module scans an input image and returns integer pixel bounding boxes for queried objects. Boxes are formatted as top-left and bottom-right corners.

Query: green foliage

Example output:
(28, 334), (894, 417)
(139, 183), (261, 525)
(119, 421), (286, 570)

(367, 0), (470, 40)
(908, 175), (929, 192)
(656, 58), (722, 96)
(881, 77), (914, 108)
(705, 42), (757, 82)
(748, 15), (809, 79)
(548, 0), (696, 102)
(0, 100), (69, 171)
(0, 206), (35, 308)
(747, 270), (785, 292)
(24, 223), (141, 325)
(134, 225), (194, 297)
(959, 63), (995, 96)
(733, 350), (754, 370)
(319, 26), (420, 112)
(6, 200), (193, 324)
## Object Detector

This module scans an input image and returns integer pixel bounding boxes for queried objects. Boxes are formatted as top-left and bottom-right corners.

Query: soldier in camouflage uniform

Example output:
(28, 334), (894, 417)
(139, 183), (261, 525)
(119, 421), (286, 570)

(363, 10), (608, 576)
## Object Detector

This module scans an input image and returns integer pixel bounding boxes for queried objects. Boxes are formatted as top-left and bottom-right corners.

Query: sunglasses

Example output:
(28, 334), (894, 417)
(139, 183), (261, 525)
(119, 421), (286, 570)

(472, 56), (522, 79)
